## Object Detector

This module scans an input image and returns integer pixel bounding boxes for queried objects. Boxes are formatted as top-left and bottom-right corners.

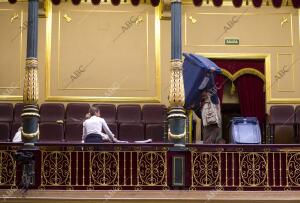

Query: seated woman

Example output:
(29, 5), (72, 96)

(12, 127), (22, 142)
(82, 106), (126, 143)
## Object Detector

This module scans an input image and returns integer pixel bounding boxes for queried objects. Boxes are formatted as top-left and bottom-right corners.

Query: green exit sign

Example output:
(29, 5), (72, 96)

(225, 38), (239, 45)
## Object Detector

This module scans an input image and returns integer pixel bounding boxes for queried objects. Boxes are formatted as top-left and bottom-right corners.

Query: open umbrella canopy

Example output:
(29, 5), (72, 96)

(182, 53), (221, 109)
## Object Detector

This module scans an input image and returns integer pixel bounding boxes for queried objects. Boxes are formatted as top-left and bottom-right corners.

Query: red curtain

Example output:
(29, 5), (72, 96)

(292, 0), (300, 8)
(252, 0), (263, 7)
(272, 0), (283, 8)
(193, 0), (203, 6)
(49, 0), (161, 6)
(212, 0), (223, 7)
(235, 75), (265, 125)
(7, 0), (298, 7)
(212, 59), (265, 125)
(215, 74), (226, 104)
(232, 0), (243, 7)
(193, 0), (298, 8)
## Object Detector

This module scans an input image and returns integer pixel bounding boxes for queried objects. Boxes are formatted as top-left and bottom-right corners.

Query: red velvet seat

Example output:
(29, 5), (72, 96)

(269, 105), (295, 144)
(0, 103), (13, 122)
(65, 122), (83, 142)
(10, 122), (21, 140)
(295, 106), (300, 143)
(0, 123), (11, 142)
(118, 123), (144, 142)
(117, 104), (141, 123)
(92, 104), (116, 123)
(10, 103), (25, 140)
(107, 122), (118, 137)
(142, 105), (167, 142)
(40, 103), (65, 122)
(117, 105), (144, 141)
(145, 124), (165, 142)
(66, 103), (90, 122)
(39, 103), (66, 142)
(93, 104), (118, 137)
(65, 103), (89, 142)
(296, 106), (300, 124)
(39, 122), (64, 142)
(0, 103), (13, 141)
(13, 103), (25, 123)
(142, 104), (167, 123)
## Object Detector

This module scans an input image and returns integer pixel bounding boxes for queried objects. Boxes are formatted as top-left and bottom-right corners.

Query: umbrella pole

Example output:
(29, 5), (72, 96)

(167, 0), (186, 146)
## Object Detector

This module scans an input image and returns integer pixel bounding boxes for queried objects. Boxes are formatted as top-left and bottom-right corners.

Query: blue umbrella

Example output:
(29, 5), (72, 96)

(182, 53), (221, 109)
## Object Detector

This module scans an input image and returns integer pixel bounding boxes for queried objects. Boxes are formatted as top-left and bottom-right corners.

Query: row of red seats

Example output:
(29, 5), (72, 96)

(268, 105), (300, 143)
(0, 103), (167, 143)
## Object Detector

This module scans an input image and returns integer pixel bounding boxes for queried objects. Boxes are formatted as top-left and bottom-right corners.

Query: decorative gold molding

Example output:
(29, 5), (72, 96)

(276, 53), (295, 92)
(23, 57), (39, 104)
(10, 13), (18, 22)
(168, 127), (186, 140)
(182, 0), (291, 7)
(155, 8), (162, 102)
(184, 12), (294, 47)
(188, 16), (197, 24)
(172, 156), (184, 186)
(0, 151), (16, 187)
(57, 10), (150, 91)
(198, 53), (300, 104)
(45, 2), (161, 102)
(22, 127), (39, 140)
(281, 16), (288, 28)
(287, 152), (300, 186)
(63, 14), (72, 23)
(159, 0), (171, 20)
(232, 68), (265, 82)
(266, 98), (300, 104)
(299, 9), (300, 47)
(0, 95), (22, 101)
(41, 151), (71, 186)
(221, 69), (234, 81)
(39, 0), (48, 18)
(90, 152), (119, 186)
(45, 96), (161, 103)
(45, 0), (52, 102)
(0, 8), (24, 101)
(191, 152), (221, 187)
(220, 68), (265, 95)
(168, 59), (185, 106)
(196, 53), (273, 104)
(137, 152), (167, 186)
(239, 153), (268, 187)
(221, 68), (265, 82)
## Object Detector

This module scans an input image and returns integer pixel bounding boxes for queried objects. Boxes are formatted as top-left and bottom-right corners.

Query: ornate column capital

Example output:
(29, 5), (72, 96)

(168, 59), (185, 107)
(26, 57), (38, 68)
(23, 57), (39, 104)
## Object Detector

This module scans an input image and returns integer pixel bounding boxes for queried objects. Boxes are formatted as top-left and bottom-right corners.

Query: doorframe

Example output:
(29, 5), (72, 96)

(195, 53), (271, 107)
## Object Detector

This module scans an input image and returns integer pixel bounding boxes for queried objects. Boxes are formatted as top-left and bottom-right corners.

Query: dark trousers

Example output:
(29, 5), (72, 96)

(84, 133), (103, 143)
(203, 124), (225, 144)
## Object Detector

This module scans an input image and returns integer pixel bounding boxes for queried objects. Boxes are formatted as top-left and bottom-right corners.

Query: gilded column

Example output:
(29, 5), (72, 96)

(167, 0), (186, 145)
(22, 0), (40, 145)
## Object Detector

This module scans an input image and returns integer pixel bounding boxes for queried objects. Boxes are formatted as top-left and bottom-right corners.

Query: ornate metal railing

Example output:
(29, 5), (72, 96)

(0, 150), (17, 189)
(188, 144), (300, 191)
(39, 145), (169, 190)
(0, 143), (300, 191)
